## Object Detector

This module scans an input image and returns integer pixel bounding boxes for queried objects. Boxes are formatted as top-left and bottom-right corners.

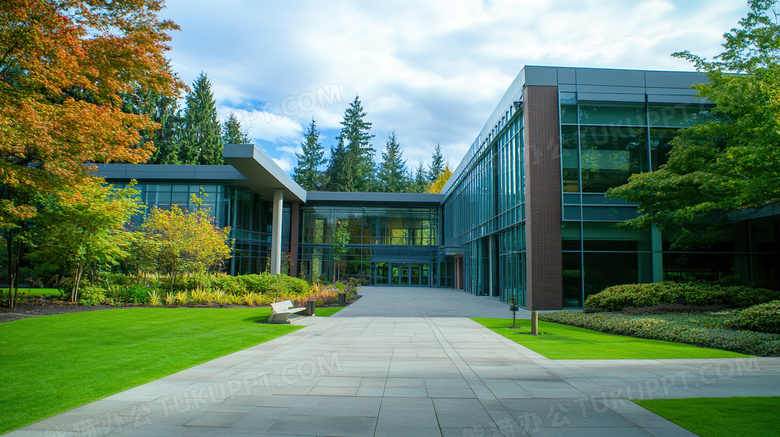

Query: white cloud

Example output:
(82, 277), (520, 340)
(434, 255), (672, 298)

(217, 106), (304, 144)
(273, 156), (295, 174)
(165, 0), (750, 173)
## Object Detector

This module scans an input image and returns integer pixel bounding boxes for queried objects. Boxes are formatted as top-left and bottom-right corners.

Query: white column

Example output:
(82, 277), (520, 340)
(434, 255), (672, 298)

(271, 189), (283, 275)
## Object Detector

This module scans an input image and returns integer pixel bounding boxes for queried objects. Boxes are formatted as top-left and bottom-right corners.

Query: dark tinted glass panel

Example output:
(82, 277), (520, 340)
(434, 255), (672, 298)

(561, 125), (579, 192)
(584, 252), (638, 299)
(648, 104), (709, 127)
(649, 127), (678, 170)
(562, 222), (581, 250)
(580, 126), (648, 192)
(561, 105), (577, 124)
(582, 206), (638, 221)
(562, 252), (582, 307)
(583, 222), (650, 251)
(579, 102), (645, 126)
(563, 206), (581, 220)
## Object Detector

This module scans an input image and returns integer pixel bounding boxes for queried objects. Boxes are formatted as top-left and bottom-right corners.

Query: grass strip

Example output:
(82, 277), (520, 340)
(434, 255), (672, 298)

(2, 287), (63, 298)
(473, 318), (749, 359)
(0, 307), (300, 434)
(313, 306), (345, 317)
(635, 396), (780, 437)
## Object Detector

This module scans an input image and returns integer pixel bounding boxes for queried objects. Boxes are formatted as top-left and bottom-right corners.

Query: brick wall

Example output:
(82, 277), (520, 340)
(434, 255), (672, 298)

(522, 85), (563, 310)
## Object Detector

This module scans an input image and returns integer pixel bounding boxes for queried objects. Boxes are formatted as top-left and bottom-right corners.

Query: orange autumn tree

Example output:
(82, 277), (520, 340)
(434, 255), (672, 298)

(0, 0), (185, 307)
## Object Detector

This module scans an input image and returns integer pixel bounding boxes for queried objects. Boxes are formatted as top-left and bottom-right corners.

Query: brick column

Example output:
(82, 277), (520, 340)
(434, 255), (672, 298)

(289, 201), (300, 277)
(523, 85), (563, 310)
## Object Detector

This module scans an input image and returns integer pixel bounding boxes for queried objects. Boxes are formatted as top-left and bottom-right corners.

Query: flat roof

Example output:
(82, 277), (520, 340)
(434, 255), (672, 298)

(97, 144), (307, 203)
(223, 144), (306, 203)
(97, 163), (247, 182)
(306, 191), (443, 206)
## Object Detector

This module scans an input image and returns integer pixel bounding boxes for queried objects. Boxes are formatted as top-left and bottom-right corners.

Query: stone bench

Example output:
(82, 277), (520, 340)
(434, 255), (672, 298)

(267, 300), (306, 324)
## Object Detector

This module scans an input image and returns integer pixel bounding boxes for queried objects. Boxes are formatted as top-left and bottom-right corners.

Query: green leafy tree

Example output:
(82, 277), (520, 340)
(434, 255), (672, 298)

(294, 118), (326, 190)
(427, 165), (453, 193)
(180, 73), (224, 165)
(326, 96), (375, 191)
(608, 0), (780, 247)
(0, 0), (184, 307)
(29, 180), (143, 303)
(222, 112), (251, 144)
(428, 143), (446, 184)
(139, 192), (232, 291)
(331, 220), (350, 282)
(378, 132), (411, 192)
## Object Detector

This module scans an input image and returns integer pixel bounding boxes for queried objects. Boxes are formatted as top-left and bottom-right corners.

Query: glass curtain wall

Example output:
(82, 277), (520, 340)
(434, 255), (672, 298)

(299, 206), (438, 284)
(558, 94), (759, 306)
(110, 183), (274, 275)
(443, 106), (526, 303)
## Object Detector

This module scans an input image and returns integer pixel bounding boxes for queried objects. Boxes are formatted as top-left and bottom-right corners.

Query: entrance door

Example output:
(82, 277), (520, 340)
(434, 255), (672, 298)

(410, 264), (420, 285)
(374, 262), (389, 285)
(391, 264), (401, 284)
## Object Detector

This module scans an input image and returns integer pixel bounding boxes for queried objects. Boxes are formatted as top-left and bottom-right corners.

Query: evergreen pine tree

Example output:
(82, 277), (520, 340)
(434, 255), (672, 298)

(324, 134), (355, 191)
(180, 73), (224, 165)
(130, 86), (182, 165)
(120, 63), (183, 165)
(293, 118), (326, 191)
(340, 96), (375, 191)
(378, 131), (410, 192)
(428, 143), (446, 183)
(411, 161), (429, 193)
(221, 113), (250, 144)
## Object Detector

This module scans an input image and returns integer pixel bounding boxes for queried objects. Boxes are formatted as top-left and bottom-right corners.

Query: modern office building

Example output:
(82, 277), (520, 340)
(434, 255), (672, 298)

(98, 66), (780, 310)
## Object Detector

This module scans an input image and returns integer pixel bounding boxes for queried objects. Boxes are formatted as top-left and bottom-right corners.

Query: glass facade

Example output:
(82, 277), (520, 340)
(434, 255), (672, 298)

(443, 104), (525, 303)
(113, 182), (280, 276)
(298, 205), (441, 285)
(559, 94), (779, 305)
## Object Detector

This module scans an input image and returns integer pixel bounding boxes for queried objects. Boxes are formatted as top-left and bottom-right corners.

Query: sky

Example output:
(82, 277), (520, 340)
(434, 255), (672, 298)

(159, 0), (750, 175)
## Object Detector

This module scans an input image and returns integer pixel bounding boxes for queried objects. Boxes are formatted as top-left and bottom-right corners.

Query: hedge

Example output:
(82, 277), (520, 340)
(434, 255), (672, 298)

(540, 311), (780, 356)
(585, 282), (780, 312)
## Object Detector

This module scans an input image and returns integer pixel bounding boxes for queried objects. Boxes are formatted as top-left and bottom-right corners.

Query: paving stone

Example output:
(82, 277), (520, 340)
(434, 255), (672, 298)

(8, 286), (778, 437)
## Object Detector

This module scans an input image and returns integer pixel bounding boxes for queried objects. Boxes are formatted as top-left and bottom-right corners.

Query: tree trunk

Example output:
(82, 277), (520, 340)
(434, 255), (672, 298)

(5, 230), (23, 309)
(71, 265), (84, 303)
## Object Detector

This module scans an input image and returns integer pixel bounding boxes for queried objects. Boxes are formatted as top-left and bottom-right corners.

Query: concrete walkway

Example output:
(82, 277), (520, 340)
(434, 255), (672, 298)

(7, 287), (780, 436)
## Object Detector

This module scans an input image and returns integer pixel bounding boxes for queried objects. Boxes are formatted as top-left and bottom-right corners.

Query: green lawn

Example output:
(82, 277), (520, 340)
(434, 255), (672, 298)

(0, 307), (301, 434)
(314, 306), (344, 317)
(636, 397), (780, 437)
(473, 318), (749, 359)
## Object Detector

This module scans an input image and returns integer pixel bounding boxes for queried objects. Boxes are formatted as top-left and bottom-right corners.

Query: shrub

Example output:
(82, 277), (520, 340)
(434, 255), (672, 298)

(733, 301), (780, 334)
(237, 274), (273, 294)
(540, 311), (780, 356)
(96, 272), (136, 288)
(128, 285), (151, 304)
(79, 286), (107, 306)
(585, 282), (780, 312)
(210, 275), (244, 295)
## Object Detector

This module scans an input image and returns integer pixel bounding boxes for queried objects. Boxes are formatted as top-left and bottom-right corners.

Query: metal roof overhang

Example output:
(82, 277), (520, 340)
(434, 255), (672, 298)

(223, 144), (306, 203)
